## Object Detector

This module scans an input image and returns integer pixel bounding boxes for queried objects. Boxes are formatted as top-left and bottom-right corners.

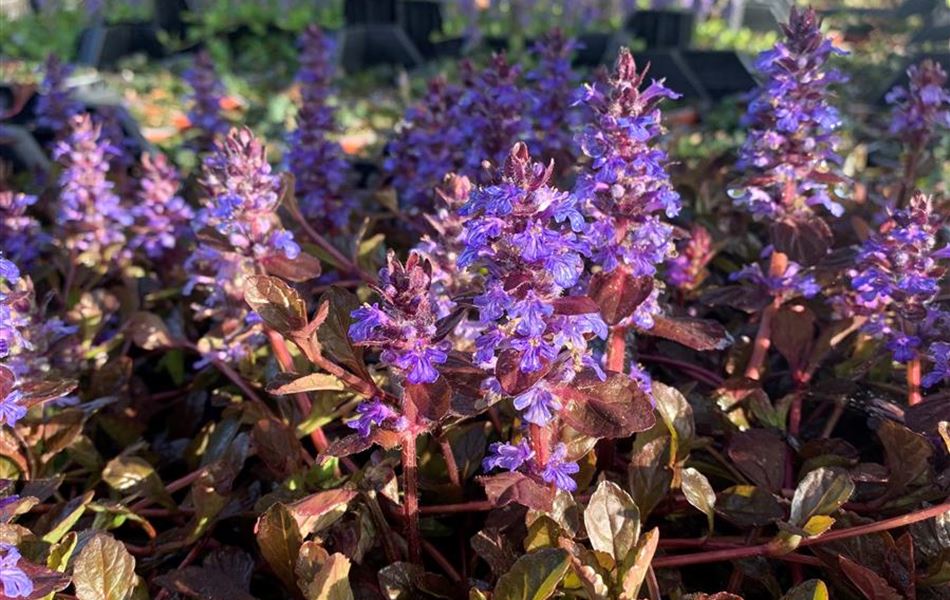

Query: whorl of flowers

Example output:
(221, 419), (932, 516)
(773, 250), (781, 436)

(183, 50), (229, 147)
(886, 59), (950, 153)
(731, 252), (820, 300)
(54, 114), (131, 266)
(455, 54), (530, 176)
(34, 54), (82, 137)
(130, 152), (194, 260)
(0, 543), (32, 598)
(287, 25), (352, 230)
(0, 258), (23, 362)
(187, 128), (296, 366)
(526, 30), (579, 162)
(350, 251), (449, 386)
(848, 191), (949, 372)
(731, 7), (847, 220)
(574, 47), (680, 329)
(1, 259), (29, 429)
(667, 224), (714, 292)
(0, 192), (46, 268)
(384, 76), (465, 211)
(461, 143), (606, 492)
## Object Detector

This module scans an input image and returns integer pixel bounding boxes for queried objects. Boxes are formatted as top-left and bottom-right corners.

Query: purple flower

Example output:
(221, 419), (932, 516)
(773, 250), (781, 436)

(54, 114), (130, 267)
(0, 544), (32, 598)
(731, 255), (819, 299)
(287, 25), (352, 230)
(512, 385), (561, 425)
(349, 252), (448, 386)
(731, 7), (848, 220)
(0, 390), (26, 428)
(526, 30), (580, 162)
(0, 192), (46, 268)
(34, 54), (82, 138)
(130, 152), (194, 260)
(347, 398), (406, 438)
(886, 60), (950, 153)
(847, 192), (949, 365)
(923, 342), (950, 388)
(482, 439), (534, 472)
(667, 224), (714, 292)
(540, 444), (579, 492)
(183, 50), (229, 149)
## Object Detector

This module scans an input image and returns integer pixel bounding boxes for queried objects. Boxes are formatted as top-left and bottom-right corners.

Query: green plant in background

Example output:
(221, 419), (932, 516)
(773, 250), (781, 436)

(693, 18), (779, 53)
(0, 7), (86, 61)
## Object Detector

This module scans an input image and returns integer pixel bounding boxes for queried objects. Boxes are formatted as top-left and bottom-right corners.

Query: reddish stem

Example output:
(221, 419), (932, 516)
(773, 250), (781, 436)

(401, 391), (422, 565)
(638, 353), (724, 387)
(290, 205), (374, 283)
(652, 501), (950, 569)
(439, 435), (462, 490)
(744, 252), (788, 381)
(606, 325), (628, 373)
(907, 356), (922, 406)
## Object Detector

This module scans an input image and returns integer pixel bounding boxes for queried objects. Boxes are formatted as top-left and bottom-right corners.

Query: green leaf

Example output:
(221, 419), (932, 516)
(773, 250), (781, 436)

(41, 532), (78, 600)
(681, 467), (716, 534)
(583, 480), (640, 562)
(780, 579), (830, 600)
(627, 427), (673, 519)
(652, 382), (695, 465)
(493, 548), (571, 600)
(73, 534), (137, 600)
(299, 551), (354, 600)
(620, 527), (659, 600)
(256, 502), (303, 591)
(789, 467), (854, 527)
(316, 287), (368, 378)
(267, 372), (346, 395)
(40, 491), (93, 544)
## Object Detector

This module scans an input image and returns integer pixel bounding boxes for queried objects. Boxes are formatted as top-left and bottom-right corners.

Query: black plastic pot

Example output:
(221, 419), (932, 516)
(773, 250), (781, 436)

(631, 49), (709, 102)
(484, 35), (509, 53)
(400, 0), (443, 59)
(432, 37), (465, 60)
(344, 0), (398, 24)
(76, 21), (166, 69)
(340, 24), (423, 72)
(625, 10), (694, 49)
(574, 32), (611, 67)
(681, 50), (758, 100)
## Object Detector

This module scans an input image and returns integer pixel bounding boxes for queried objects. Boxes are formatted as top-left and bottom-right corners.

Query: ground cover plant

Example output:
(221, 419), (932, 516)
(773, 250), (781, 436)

(0, 2), (949, 599)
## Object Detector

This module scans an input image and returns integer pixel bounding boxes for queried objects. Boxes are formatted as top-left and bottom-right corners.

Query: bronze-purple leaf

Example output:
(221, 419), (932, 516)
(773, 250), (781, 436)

(772, 304), (816, 372)
(19, 378), (78, 409)
(406, 376), (452, 423)
(477, 471), (555, 512)
(727, 429), (787, 493)
(770, 215), (833, 266)
(18, 561), (72, 600)
(261, 251), (322, 282)
(244, 275), (308, 336)
(496, 349), (553, 396)
(647, 315), (732, 351)
(588, 269), (654, 325)
(557, 370), (656, 439)
(551, 296), (600, 315)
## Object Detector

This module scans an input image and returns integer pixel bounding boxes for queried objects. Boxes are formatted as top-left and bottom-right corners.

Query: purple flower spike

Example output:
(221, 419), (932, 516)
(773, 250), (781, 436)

(886, 59), (950, 152)
(34, 54), (82, 138)
(0, 192), (47, 269)
(183, 50), (229, 149)
(349, 252), (448, 386)
(0, 544), (32, 598)
(482, 440), (534, 472)
(540, 444), (579, 492)
(512, 385), (561, 425)
(923, 342), (950, 388)
(54, 114), (130, 268)
(130, 152), (194, 260)
(287, 25), (353, 231)
(732, 7), (848, 220)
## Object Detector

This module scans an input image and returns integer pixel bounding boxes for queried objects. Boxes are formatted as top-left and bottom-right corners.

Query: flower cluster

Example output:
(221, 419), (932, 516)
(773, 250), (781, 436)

(0, 192), (46, 268)
(574, 47), (680, 328)
(456, 54), (530, 177)
(384, 76), (465, 211)
(187, 128), (296, 365)
(0, 259), (28, 429)
(350, 252), (449, 386)
(731, 7), (847, 220)
(886, 59), (950, 152)
(0, 543), (31, 598)
(461, 143), (605, 492)
(526, 30), (579, 162)
(286, 25), (352, 230)
(130, 152), (194, 260)
(731, 253), (820, 300)
(54, 114), (130, 268)
(667, 224), (714, 292)
(848, 191), (948, 372)
(183, 50), (229, 148)
(34, 54), (82, 138)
